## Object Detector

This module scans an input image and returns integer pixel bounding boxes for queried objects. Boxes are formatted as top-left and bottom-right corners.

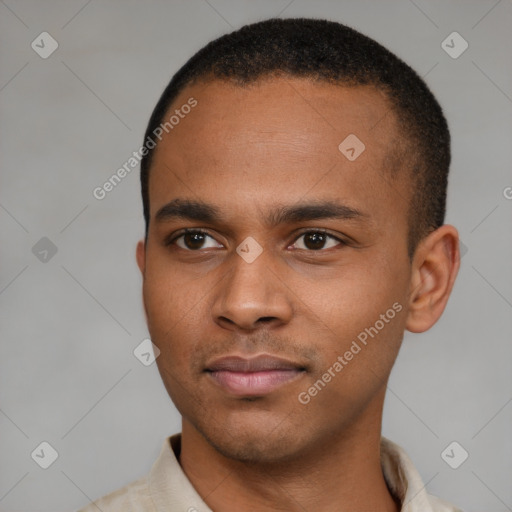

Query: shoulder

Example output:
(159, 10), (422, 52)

(427, 493), (465, 512)
(380, 437), (464, 512)
(75, 435), (188, 512)
(76, 474), (155, 512)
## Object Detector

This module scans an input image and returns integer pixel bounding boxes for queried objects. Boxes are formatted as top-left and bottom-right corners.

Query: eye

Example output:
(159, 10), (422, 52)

(170, 229), (223, 251)
(166, 229), (345, 252)
(291, 230), (344, 251)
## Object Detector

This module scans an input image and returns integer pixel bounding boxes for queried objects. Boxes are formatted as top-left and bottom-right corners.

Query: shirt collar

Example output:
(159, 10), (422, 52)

(380, 436), (438, 511)
(148, 434), (440, 511)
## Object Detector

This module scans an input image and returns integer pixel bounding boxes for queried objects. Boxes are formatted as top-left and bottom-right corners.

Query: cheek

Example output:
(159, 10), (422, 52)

(299, 282), (405, 416)
(292, 259), (407, 367)
(298, 262), (401, 321)
(142, 261), (205, 366)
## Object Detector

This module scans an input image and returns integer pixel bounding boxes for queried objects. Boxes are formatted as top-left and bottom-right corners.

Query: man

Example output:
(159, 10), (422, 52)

(80, 18), (461, 511)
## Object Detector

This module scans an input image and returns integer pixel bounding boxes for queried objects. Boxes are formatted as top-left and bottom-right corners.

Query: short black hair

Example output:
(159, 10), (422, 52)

(140, 17), (450, 256)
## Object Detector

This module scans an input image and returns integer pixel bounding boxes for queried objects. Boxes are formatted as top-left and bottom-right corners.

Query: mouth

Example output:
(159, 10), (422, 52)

(205, 354), (307, 397)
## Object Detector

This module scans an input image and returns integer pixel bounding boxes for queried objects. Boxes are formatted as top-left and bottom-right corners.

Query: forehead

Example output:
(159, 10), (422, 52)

(148, 77), (408, 231)
(160, 77), (395, 157)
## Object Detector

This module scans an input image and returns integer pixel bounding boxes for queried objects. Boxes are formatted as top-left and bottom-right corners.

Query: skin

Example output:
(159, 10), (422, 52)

(136, 77), (460, 511)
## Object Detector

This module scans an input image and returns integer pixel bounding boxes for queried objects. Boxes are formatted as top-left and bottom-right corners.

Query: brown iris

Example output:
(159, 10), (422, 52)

(302, 232), (328, 250)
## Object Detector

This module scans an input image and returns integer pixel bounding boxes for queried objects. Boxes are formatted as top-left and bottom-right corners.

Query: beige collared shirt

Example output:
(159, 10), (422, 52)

(77, 435), (462, 512)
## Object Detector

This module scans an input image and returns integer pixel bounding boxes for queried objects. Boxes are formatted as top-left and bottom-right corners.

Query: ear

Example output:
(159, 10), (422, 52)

(136, 239), (149, 322)
(405, 224), (460, 333)
(136, 239), (146, 275)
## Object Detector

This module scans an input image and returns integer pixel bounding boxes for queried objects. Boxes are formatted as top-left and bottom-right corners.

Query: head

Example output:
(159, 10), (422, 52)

(136, 18), (459, 463)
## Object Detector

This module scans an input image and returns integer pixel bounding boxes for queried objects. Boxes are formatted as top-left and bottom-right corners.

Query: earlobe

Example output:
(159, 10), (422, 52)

(136, 240), (146, 275)
(405, 225), (460, 333)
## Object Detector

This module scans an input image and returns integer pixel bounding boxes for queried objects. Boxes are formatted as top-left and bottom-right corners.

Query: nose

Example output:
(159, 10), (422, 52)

(211, 247), (294, 332)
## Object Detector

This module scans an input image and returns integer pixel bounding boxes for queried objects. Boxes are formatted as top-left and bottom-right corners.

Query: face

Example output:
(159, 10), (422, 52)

(137, 78), (414, 463)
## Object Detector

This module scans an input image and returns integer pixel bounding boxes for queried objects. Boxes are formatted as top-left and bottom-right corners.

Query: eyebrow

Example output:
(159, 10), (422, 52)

(155, 198), (368, 227)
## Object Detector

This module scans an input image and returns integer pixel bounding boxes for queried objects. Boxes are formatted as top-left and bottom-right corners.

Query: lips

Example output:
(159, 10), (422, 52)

(205, 355), (306, 397)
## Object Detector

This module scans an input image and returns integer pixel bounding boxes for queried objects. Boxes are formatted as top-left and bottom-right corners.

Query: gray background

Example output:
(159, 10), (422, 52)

(1, 1), (511, 511)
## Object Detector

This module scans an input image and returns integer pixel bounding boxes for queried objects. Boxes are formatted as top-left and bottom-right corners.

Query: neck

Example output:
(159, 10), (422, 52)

(179, 391), (399, 512)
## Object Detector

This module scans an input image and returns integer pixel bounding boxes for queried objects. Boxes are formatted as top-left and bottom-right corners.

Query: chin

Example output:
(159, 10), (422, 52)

(190, 410), (316, 465)
(205, 430), (296, 464)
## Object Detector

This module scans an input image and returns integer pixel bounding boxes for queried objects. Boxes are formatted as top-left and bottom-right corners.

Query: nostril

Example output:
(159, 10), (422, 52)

(219, 316), (236, 326)
(258, 317), (276, 324)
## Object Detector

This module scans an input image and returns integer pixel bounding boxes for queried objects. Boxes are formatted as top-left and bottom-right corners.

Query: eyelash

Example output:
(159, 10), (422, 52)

(165, 228), (346, 252)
